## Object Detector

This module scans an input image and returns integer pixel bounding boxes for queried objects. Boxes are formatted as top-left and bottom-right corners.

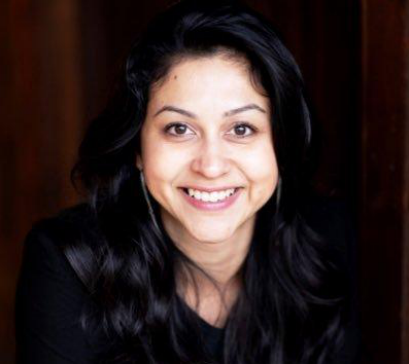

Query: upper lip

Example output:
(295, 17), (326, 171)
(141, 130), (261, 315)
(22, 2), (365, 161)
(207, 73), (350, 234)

(180, 186), (241, 192)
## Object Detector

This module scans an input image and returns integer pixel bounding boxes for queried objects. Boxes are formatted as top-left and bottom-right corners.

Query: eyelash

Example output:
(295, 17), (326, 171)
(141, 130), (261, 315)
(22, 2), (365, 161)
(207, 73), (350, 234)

(231, 123), (257, 137)
(164, 122), (257, 138)
(164, 123), (188, 136)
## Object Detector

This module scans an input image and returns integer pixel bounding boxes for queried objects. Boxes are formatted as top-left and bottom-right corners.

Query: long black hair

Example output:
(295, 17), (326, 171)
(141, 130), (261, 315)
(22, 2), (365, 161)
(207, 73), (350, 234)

(67, 0), (350, 363)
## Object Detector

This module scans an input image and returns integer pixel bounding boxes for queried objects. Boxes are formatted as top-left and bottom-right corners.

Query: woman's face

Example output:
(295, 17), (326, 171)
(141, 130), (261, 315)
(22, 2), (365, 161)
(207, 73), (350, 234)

(137, 54), (278, 245)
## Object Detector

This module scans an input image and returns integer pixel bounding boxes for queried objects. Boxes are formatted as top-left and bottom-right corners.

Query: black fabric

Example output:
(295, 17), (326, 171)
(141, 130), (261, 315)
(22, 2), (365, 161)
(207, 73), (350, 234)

(197, 314), (225, 362)
(176, 294), (225, 362)
(15, 197), (362, 363)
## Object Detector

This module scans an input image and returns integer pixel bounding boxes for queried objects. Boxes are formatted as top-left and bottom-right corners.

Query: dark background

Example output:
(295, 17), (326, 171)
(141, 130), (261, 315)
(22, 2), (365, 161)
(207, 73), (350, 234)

(1, 0), (408, 363)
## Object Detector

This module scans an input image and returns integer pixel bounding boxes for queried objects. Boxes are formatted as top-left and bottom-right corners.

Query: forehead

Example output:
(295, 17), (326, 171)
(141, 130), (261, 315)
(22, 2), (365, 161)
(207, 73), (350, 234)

(147, 54), (270, 113)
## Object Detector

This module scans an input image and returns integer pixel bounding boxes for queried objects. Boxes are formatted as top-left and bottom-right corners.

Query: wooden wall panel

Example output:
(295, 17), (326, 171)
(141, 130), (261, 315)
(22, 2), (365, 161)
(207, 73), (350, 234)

(360, 0), (409, 363)
(0, 0), (84, 361)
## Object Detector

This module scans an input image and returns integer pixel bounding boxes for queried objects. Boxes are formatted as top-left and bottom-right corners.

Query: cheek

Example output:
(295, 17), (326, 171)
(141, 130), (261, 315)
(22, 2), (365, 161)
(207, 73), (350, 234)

(240, 142), (278, 199)
(142, 141), (186, 193)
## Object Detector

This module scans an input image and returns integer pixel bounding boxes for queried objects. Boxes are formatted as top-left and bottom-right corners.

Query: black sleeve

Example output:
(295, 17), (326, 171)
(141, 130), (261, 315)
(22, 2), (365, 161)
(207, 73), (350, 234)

(15, 222), (97, 364)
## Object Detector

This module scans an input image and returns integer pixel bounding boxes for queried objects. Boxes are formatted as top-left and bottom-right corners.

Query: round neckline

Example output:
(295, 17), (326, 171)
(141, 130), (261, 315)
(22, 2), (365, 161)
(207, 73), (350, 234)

(176, 294), (226, 332)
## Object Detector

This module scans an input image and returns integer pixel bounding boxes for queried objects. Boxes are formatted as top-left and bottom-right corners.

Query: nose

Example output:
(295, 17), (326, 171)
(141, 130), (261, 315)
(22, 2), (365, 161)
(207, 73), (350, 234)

(190, 137), (231, 179)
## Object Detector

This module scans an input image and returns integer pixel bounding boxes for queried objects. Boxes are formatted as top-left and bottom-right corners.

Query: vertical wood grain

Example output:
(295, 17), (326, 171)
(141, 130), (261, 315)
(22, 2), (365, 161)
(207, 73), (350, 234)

(360, 0), (409, 363)
(0, 0), (84, 361)
(402, 3), (409, 362)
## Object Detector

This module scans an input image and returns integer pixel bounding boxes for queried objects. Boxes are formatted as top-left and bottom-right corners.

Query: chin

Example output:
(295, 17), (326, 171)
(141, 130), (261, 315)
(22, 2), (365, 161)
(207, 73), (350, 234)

(190, 228), (235, 244)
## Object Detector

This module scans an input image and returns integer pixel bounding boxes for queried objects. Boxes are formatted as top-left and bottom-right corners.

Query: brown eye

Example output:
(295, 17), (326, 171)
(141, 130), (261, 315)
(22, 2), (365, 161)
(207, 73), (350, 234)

(164, 123), (194, 136)
(174, 125), (187, 134)
(235, 125), (247, 136)
(230, 123), (256, 137)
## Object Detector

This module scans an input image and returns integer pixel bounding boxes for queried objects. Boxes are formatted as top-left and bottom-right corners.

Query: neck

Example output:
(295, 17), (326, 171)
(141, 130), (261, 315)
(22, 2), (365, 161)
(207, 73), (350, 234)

(164, 215), (255, 286)
(162, 214), (255, 328)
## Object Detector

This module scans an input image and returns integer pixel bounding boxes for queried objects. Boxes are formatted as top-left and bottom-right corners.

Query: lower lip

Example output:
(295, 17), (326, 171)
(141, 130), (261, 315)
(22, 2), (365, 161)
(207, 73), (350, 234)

(179, 188), (242, 211)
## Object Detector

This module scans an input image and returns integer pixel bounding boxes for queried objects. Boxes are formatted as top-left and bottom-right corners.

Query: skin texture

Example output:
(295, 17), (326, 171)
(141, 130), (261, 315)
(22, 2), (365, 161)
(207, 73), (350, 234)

(137, 54), (278, 326)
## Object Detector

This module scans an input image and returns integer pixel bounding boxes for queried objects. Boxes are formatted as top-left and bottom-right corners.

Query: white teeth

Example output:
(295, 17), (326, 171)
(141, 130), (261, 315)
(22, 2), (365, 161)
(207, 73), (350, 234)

(209, 191), (219, 202)
(186, 188), (236, 202)
(202, 192), (210, 202)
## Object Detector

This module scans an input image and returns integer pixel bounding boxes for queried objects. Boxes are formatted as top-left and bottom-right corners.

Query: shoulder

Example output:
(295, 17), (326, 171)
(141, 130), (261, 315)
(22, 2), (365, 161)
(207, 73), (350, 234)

(16, 204), (105, 362)
(20, 201), (98, 281)
(20, 203), (100, 292)
(27, 203), (98, 249)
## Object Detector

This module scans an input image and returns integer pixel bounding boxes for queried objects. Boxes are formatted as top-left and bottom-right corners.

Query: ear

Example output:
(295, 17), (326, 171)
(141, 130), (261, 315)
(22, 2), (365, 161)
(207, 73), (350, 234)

(136, 155), (143, 171)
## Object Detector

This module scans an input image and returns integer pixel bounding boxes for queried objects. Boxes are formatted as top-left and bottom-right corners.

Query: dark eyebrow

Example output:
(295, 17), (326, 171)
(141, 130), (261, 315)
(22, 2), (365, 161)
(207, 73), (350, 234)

(154, 106), (197, 118)
(153, 103), (266, 118)
(223, 104), (267, 117)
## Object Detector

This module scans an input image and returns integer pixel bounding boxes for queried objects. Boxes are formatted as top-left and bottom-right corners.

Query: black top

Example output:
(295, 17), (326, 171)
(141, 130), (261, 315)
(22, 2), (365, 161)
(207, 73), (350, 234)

(15, 197), (362, 363)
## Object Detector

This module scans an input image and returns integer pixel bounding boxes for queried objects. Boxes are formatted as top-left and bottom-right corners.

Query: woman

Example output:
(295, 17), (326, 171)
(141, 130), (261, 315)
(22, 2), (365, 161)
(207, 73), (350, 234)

(15, 0), (361, 363)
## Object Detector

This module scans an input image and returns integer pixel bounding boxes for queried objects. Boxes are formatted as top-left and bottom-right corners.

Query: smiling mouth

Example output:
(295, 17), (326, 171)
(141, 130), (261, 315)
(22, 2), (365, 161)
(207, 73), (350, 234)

(180, 187), (241, 203)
